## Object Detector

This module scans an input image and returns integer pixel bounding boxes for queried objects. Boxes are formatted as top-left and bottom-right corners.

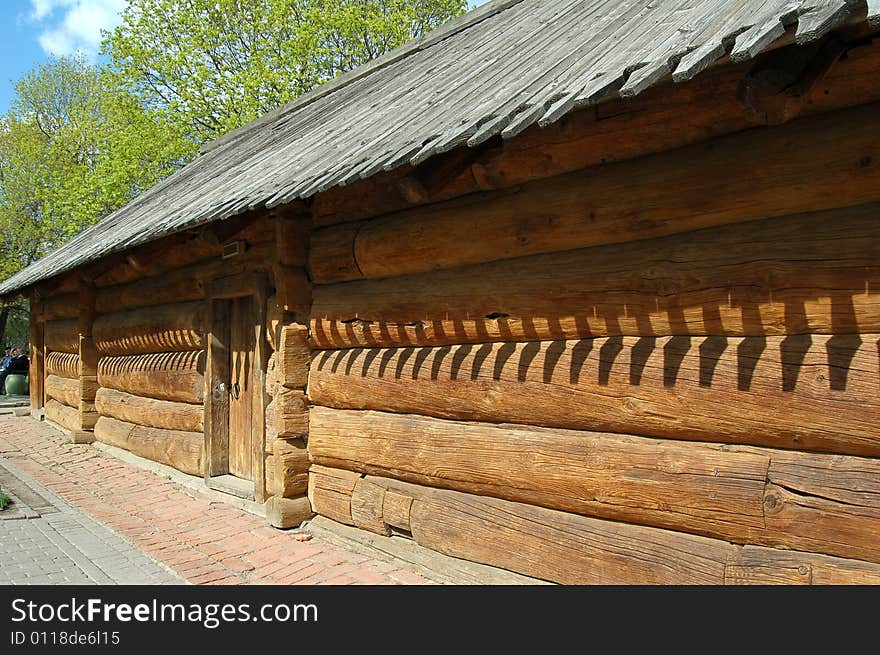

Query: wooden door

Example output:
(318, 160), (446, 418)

(228, 296), (255, 480)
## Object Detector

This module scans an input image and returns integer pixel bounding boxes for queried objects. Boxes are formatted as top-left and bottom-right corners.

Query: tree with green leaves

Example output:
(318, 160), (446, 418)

(105, 0), (468, 140)
(0, 55), (194, 346)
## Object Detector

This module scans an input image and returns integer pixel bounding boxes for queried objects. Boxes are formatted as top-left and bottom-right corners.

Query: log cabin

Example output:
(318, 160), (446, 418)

(2, 0), (880, 584)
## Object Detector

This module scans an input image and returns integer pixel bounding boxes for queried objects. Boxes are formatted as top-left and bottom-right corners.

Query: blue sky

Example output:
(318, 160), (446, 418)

(0, 0), (489, 114)
(0, 1), (126, 112)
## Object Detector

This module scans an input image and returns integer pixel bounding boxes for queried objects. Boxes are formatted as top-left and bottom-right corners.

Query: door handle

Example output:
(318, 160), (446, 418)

(231, 381), (240, 400)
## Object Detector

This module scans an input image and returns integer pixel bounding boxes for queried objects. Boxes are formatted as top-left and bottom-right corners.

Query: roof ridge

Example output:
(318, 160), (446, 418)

(199, 0), (527, 156)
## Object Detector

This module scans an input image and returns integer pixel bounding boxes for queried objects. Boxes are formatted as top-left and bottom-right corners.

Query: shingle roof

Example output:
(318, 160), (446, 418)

(2, 0), (876, 296)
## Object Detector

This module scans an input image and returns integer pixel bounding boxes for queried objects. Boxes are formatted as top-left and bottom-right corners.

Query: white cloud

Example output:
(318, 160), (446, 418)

(29, 0), (128, 58)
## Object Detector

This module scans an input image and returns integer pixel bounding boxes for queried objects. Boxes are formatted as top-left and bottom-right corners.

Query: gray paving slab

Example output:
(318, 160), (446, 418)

(0, 456), (184, 585)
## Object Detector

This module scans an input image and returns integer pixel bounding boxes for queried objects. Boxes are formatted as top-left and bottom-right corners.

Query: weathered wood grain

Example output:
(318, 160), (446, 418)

(268, 437), (309, 498)
(310, 466), (880, 584)
(44, 319), (79, 354)
(93, 302), (207, 356)
(310, 469), (736, 584)
(78, 283), (98, 431)
(266, 390), (308, 439)
(307, 465), (360, 526)
(350, 478), (392, 536)
(266, 296), (284, 352)
(45, 398), (81, 433)
(95, 388), (204, 433)
(313, 39), (880, 226)
(98, 351), (206, 404)
(761, 477), (880, 563)
(91, 211), (275, 289)
(28, 305), (44, 410)
(94, 241), (274, 313)
(42, 293), (79, 321)
(309, 222), (363, 282)
(204, 298), (230, 479)
(309, 406), (769, 537)
(310, 407), (880, 563)
(45, 351), (79, 379)
(382, 490), (413, 532)
(276, 323), (309, 388)
(312, 203), (880, 348)
(729, 546), (880, 585)
(264, 496), (314, 529)
(44, 375), (79, 409)
(310, 102), (880, 283)
(94, 416), (203, 476)
(251, 283), (269, 504)
(309, 335), (880, 457)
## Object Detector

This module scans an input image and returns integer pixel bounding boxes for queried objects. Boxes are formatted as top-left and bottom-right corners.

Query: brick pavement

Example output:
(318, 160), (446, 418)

(0, 416), (431, 585)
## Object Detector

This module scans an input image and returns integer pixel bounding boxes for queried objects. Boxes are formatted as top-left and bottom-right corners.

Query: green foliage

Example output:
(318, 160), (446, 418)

(106, 0), (468, 140)
(0, 55), (195, 284)
(0, 491), (10, 510)
(0, 0), (468, 319)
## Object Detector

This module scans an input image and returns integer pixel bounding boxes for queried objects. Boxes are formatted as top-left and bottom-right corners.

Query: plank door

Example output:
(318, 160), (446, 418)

(228, 296), (256, 480)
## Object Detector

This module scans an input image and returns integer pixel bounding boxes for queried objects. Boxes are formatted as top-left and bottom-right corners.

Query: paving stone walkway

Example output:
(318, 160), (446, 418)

(0, 416), (430, 585)
(0, 457), (181, 585)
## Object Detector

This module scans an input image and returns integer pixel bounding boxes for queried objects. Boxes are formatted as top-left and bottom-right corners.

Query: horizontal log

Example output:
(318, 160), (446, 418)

(45, 351), (80, 379)
(93, 301), (206, 356)
(311, 204), (880, 348)
(308, 466), (360, 526)
(44, 375), (79, 409)
(309, 467), (733, 584)
(44, 319), (79, 354)
(45, 398), (81, 433)
(309, 222), (363, 283)
(33, 273), (79, 298)
(95, 388), (204, 433)
(95, 241), (274, 313)
(266, 390), (308, 439)
(310, 102), (880, 283)
(403, 481), (730, 585)
(309, 335), (880, 457)
(276, 324), (309, 388)
(93, 416), (203, 476)
(98, 351), (206, 404)
(265, 496), (314, 529)
(269, 438), (309, 498)
(92, 210), (275, 289)
(757, 448), (880, 563)
(309, 466), (880, 584)
(730, 546), (880, 585)
(41, 293), (79, 321)
(311, 39), (880, 226)
(310, 407), (880, 563)
(310, 407), (767, 536)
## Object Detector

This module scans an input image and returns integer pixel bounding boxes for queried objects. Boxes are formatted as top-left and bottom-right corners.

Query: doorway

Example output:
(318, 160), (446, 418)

(204, 272), (269, 503)
(228, 296), (254, 481)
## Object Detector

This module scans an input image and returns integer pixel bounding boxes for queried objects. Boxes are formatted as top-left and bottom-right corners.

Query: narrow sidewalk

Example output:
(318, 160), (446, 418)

(0, 416), (430, 585)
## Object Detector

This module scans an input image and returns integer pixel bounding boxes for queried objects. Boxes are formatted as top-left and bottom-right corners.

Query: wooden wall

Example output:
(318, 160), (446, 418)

(86, 213), (278, 476)
(35, 282), (95, 436)
(262, 213), (314, 527)
(304, 80), (880, 583)
(16, 36), (880, 581)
